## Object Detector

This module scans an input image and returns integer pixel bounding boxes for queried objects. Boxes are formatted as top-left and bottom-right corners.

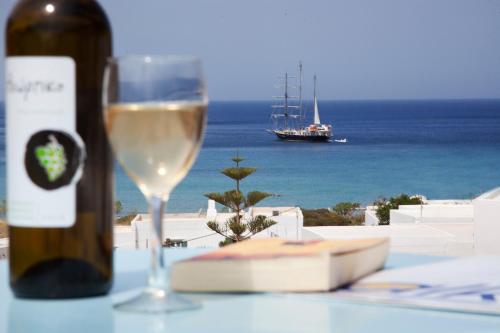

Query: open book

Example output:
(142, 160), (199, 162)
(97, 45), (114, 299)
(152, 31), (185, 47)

(171, 238), (389, 292)
(323, 256), (500, 316)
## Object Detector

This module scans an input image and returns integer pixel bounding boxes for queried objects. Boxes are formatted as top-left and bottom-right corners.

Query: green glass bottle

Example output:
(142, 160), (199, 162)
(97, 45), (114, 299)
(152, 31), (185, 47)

(5, 0), (113, 298)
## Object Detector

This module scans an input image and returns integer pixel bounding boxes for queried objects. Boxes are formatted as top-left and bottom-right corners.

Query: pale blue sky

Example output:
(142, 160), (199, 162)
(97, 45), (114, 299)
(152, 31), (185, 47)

(2, 0), (500, 101)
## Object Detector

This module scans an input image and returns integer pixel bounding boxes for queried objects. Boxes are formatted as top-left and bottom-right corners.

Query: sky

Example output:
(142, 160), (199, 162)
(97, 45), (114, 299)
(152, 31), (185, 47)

(2, 0), (500, 101)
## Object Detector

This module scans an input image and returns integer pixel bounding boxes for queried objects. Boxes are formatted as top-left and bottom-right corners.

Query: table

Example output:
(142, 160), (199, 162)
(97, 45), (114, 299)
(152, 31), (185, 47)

(1, 250), (499, 333)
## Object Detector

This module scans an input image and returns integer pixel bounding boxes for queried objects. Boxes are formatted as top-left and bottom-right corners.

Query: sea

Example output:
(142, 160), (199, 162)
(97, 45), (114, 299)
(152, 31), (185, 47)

(1, 99), (500, 213)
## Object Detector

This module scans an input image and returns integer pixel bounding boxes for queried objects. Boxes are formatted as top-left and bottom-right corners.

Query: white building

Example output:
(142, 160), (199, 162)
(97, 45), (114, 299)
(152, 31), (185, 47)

(115, 202), (303, 249)
(112, 188), (500, 256)
(390, 200), (473, 224)
(304, 224), (473, 256)
(358, 189), (500, 256)
(365, 198), (474, 225)
(1, 189), (497, 259)
(362, 199), (476, 256)
(473, 187), (500, 255)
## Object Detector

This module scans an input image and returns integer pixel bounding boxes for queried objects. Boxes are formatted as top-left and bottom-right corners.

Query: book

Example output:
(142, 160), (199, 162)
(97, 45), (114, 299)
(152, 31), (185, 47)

(170, 238), (390, 292)
(319, 255), (500, 315)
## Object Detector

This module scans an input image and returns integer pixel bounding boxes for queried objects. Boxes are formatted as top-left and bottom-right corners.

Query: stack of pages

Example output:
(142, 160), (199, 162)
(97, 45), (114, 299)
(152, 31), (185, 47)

(171, 238), (390, 292)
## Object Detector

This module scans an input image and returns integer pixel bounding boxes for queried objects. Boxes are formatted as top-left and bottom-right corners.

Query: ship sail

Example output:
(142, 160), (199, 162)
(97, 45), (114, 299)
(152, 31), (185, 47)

(313, 75), (321, 125)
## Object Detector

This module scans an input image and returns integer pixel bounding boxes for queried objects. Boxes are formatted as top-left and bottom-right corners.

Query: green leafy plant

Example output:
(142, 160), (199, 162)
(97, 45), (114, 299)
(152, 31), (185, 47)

(0, 200), (7, 238)
(0, 199), (6, 217)
(331, 202), (361, 217)
(303, 206), (364, 227)
(116, 209), (138, 226)
(115, 200), (123, 216)
(374, 194), (424, 225)
(0, 220), (7, 239)
(205, 154), (277, 246)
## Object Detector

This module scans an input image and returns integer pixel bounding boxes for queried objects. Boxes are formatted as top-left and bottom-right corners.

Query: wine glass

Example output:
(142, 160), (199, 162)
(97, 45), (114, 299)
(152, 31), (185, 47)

(103, 55), (207, 313)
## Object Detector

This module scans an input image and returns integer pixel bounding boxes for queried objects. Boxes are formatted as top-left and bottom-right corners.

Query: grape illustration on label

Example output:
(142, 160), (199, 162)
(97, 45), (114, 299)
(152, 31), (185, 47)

(24, 130), (84, 191)
(35, 135), (68, 182)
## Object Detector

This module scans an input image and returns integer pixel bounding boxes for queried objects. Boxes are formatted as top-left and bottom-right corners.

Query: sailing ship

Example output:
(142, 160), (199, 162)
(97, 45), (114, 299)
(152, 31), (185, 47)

(269, 63), (332, 142)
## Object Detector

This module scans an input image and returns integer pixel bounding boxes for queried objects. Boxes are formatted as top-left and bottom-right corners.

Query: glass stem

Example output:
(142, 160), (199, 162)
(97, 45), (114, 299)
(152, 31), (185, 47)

(148, 195), (168, 290)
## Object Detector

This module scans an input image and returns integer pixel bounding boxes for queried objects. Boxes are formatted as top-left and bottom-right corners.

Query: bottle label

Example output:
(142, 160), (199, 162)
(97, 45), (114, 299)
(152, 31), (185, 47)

(6, 57), (84, 228)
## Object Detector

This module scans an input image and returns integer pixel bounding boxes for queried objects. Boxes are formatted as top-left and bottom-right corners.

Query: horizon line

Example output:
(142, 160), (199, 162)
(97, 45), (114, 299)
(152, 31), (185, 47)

(1, 97), (500, 104)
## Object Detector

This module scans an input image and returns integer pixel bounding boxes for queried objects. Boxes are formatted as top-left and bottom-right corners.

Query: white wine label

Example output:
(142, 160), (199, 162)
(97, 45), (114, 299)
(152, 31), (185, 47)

(6, 57), (84, 228)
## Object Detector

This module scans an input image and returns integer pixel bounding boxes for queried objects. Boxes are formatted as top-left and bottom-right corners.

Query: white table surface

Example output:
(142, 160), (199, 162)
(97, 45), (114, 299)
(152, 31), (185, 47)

(1, 249), (499, 333)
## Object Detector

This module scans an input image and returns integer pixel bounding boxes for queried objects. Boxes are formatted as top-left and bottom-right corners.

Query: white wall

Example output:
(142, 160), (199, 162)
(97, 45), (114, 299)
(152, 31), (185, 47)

(390, 204), (473, 224)
(129, 216), (224, 249)
(390, 210), (417, 224)
(473, 188), (500, 255)
(303, 225), (468, 256)
(116, 207), (304, 249)
(253, 210), (303, 240)
(364, 207), (379, 226)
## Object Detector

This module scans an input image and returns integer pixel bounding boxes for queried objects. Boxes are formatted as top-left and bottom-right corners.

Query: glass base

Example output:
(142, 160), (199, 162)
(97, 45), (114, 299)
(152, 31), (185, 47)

(114, 288), (201, 313)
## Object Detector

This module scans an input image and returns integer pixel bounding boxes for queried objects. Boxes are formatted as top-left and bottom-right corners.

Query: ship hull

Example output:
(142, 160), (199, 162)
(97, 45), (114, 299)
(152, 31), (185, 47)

(274, 131), (331, 142)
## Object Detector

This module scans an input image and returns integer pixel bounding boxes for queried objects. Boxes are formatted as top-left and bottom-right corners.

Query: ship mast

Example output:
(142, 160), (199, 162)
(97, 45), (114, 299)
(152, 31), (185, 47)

(313, 74), (321, 125)
(284, 72), (288, 129)
(299, 61), (303, 126)
(270, 66), (300, 130)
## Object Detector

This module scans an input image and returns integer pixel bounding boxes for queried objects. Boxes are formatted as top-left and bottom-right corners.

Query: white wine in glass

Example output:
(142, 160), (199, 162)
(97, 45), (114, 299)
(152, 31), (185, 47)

(103, 56), (207, 313)
(106, 102), (206, 197)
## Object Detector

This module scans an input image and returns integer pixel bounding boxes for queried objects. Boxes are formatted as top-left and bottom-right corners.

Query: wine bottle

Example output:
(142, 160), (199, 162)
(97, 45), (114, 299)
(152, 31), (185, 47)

(5, 0), (113, 298)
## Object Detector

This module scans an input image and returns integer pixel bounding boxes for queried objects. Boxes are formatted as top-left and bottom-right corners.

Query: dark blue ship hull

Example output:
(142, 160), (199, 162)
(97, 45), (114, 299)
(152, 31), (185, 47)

(274, 131), (331, 142)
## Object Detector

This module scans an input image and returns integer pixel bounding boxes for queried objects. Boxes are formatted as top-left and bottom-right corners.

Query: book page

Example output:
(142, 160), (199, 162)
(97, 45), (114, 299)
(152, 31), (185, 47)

(326, 256), (500, 315)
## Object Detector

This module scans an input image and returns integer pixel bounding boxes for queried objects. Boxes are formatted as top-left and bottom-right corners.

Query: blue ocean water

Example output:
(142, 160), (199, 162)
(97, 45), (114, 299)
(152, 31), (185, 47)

(1, 100), (500, 213)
